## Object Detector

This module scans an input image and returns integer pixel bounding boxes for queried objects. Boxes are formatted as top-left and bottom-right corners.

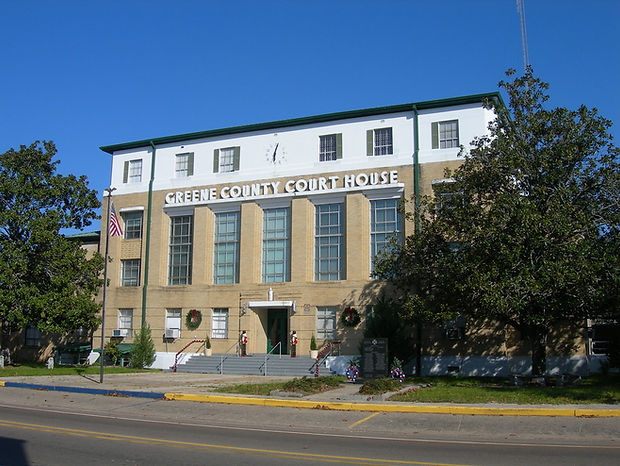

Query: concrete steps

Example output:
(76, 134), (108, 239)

(174, 354), (331, 377)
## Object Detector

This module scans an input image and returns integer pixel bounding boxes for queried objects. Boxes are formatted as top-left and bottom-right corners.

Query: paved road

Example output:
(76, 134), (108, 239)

(1, 387), (619, 465)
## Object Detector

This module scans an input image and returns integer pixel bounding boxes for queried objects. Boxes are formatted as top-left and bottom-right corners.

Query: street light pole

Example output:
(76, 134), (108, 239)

(100, 187), (116, 384)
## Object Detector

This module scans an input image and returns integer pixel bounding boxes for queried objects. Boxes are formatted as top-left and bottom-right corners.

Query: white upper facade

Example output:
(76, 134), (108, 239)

(101, 94), (500, 196)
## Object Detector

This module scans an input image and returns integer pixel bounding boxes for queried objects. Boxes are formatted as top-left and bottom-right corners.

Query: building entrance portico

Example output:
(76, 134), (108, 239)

(267, 308), (287, 353)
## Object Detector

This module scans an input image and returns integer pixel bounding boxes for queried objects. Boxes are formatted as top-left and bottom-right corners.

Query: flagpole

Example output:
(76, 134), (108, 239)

(100, 187), (116, 384)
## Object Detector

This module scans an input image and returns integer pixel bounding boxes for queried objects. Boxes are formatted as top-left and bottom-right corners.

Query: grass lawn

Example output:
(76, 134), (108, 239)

(0, 363), (157, 378)
(389, 375), (620, 405)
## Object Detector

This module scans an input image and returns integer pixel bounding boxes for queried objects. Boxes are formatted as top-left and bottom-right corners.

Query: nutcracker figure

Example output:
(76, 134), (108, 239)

(240, 330), (248, 356)
(290, 331), (298, 357)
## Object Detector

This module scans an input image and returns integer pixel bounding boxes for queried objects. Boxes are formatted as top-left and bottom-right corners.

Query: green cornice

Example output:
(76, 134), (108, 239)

(66, 231), (101, 242)
(100, 92), (503, 154)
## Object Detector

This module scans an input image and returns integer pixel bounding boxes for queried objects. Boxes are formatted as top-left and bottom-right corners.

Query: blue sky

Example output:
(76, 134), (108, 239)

(1, 1), (618, 232)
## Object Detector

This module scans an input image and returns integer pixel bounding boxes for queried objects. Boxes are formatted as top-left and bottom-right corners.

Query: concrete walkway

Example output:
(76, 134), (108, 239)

(1, 372), (619, 418)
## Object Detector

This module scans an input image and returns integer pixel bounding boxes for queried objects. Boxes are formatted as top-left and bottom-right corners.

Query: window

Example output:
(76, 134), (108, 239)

(214, 211), (240, 284)
(118, 309), (133, 332)
(367, 128), (393, 156)
(315, 203), (344, 281)
(123, 212), (143, 239)
(262, 208), (290, 283)
(591, 322), (620, 355)
(213, 146), (240, 173)
(168, 215), (193, 285)
(175, 152), (194, 177)
(165, 308), (181, 336)
(211, 308), (229, 339)
(432, 179), (461, 216)
(432, 120), (459, 149)
(316, 306), (337, 340)
(120, 259), (140, 286)
(319, 134), (342, 161)
(123, 159), (142, 183)
(370, 199), (402, 273)
(25, 325), (41, 347)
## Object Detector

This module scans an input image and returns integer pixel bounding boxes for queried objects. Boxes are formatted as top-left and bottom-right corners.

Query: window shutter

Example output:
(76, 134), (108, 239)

(432, 122), (439, 149)
(123, 161), (129, 183)
(233, 146), (240, 171)
(187, 153), (194, 176)
(213, 149), (219, 173)
(335, 133), (342, 159)
(366, 130), (374, 156)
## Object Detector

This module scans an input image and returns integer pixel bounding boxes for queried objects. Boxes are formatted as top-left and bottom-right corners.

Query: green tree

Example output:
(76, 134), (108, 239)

(0, 141), (103, 337)
(130, 324), (156, 369)
(376, 69), (619, 377)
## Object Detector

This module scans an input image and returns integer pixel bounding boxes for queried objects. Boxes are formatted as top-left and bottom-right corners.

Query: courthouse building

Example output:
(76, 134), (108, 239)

(98, 93), (503, 370)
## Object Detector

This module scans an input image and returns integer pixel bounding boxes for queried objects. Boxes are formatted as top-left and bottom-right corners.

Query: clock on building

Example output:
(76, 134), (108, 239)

(265, 142), (287, 165)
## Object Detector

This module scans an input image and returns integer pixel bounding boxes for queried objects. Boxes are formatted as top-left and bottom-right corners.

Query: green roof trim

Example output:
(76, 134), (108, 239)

(66, 231), (101, 242)
(100, 92), (503, 154)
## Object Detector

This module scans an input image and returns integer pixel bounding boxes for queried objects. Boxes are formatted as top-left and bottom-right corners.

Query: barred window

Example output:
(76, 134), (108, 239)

(262, 208), (290, 283)
(175, 153), (194, 177)
(373, 128), (393, 155)
(211, 308), (229, 339)
(316, 306), (337, 340)
(370, 199), (402, 273)
(118, 309), (133, 331)
(214, 211), (240, 284)
(319, 134), (338, 161)
(123, 212), (142, 239)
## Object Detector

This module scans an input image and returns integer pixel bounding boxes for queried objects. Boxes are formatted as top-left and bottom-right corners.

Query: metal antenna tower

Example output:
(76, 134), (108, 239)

(517, 0), (530, 68)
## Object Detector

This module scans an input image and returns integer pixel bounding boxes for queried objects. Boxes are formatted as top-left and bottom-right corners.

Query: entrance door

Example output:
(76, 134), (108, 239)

(267, 309), (288, 354)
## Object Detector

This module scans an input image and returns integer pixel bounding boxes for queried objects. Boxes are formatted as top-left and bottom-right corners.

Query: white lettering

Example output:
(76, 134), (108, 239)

(370, 172), (378, 185)
(271, 181), (280, 194)
(165, 192), (175, 204)
(221, 187), (230, 198)
(390, 170), (398, 184)
(380, 171), (388, 184)
(329, 176), (339, 189)
(200, 189), (209, 201)
(318, 177), (328, 190)
(343, 174), (354, 188)
(251, 184), (260, 196)
(355, 173), (369, 186)
(308, 178), (317, 191)
(285, 180), (295, 193)
(175, 192), (183, 203)
(295, 178), (308, 192)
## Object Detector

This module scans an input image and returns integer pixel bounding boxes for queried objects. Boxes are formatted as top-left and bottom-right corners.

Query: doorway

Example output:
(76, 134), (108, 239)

(267, 308), (288, 354)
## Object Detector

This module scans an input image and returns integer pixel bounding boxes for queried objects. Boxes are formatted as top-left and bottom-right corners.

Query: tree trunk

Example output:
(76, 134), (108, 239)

(530, 326), (548, 377)
(415, 324), (422, 376)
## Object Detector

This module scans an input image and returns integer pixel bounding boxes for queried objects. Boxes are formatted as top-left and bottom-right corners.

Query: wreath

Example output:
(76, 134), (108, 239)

(185, 309), (202, 330)
(346, 365), (359, 382)
(340, 306), (361, 327)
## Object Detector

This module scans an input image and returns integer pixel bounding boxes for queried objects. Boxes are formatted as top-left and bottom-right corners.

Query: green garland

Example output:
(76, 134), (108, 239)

(186, 309), (202, 330)
(341, 306), (361, 327)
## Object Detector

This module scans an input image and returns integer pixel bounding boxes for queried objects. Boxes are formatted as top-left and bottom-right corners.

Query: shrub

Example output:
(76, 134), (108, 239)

(359, 377), (402, 395)
(310, 334), (317, 351)
(104, 340), (121, 366)
(130, 324), (156, 369)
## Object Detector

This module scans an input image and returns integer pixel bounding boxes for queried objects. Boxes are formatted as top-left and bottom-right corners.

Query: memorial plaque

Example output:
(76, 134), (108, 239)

(362, 338), (388, 379)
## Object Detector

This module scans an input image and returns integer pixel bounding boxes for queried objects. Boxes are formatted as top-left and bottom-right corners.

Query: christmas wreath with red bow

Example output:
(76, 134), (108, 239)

(185, 309), (202, 330)
(340, 306), (361, 327)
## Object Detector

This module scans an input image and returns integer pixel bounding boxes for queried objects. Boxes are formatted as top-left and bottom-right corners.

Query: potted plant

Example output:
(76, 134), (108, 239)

(204, 336), (212, 357)
(310, 334), (318, 359)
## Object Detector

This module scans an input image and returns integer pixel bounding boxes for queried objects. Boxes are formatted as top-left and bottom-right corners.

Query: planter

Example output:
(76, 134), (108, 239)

(310, 350), (318, 359)
(205, 348), (212, 357)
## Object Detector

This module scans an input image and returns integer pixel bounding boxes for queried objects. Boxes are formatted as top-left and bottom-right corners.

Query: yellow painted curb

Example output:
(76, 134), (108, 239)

(0, 381), (5, 387)
(163, 393), (620, 417)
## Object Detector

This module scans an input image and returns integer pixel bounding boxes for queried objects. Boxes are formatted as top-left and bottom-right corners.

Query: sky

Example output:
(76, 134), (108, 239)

(1, 1), (618, 233)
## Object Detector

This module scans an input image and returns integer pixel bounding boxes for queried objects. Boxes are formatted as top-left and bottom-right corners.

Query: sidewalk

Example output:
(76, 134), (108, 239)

(1, 372), (619, 418)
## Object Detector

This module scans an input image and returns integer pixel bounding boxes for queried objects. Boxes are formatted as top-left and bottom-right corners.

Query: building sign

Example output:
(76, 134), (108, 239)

(165, 170), (399, 205)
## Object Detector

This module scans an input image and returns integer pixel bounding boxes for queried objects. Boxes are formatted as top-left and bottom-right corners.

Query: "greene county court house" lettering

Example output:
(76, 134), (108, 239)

(165, 170), (399, 205)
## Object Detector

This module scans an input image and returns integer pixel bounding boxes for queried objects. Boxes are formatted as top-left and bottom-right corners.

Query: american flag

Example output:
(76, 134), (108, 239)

(109, 202), (123, 237)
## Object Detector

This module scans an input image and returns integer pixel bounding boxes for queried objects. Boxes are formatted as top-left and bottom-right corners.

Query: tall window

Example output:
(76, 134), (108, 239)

(123, 159), (142, 183)
(120, 259), (140, 286)
(432, 120), (459, 149)
(315, 203), (344, 281)
(262, 208), (290, 283)
(211, 308), (229, 339)
(319, 134), (342, 161)
(214, 211), (240, 284)
(123, 212), (143, 239)
(168, 215), (193, 285)
(370, 199), (402, 273)
(316, 306), (337, 339)
(367, 128), (393, 156)
(25, 325), (41, 347)
(118, 309), (133, 332)
(175, 152), (194, 177)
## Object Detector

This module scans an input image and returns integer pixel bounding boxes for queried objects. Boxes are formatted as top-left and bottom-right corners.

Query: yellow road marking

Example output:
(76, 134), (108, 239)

(349, 412), (381, 429)
(0, 418), (471, 466)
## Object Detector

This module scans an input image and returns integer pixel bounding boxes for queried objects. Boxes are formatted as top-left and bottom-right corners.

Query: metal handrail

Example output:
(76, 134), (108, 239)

(259, 342), (282, 376)
(173, 339), (206, 372)
(217, 339), (240, 375)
